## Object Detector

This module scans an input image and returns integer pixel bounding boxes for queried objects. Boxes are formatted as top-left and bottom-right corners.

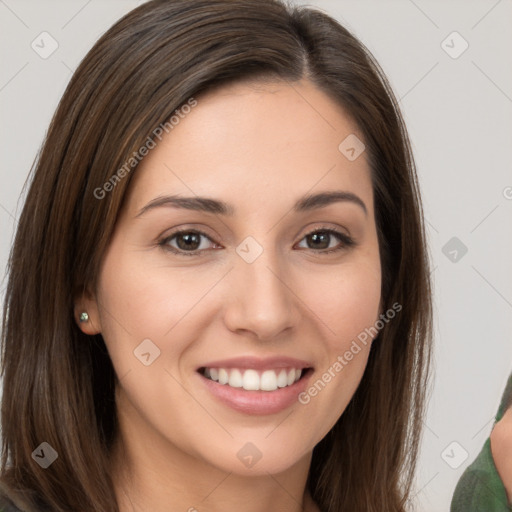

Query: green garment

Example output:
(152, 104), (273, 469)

(451, 373), (512, 511)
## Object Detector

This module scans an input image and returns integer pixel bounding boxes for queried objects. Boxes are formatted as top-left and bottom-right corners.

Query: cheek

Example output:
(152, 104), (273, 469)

(304, 257), (382, 346)
(94, 251), (209, 441)
(294, 257), (381, 438)
(96, 247), (209, 347)
(94, 248), (189, 381)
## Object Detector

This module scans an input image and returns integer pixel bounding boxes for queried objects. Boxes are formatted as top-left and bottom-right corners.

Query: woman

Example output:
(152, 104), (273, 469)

(0, 0), (433, 511)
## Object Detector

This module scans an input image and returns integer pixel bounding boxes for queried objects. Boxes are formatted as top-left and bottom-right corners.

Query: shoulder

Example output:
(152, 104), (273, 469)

(450, 438), (510, 511)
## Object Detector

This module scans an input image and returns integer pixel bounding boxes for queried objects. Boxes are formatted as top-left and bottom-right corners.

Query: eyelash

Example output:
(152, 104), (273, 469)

(158, 226), (356, 257)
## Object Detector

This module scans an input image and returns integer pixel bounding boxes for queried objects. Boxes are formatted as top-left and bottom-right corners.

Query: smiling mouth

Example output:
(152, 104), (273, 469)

(198, 366), (311, 392)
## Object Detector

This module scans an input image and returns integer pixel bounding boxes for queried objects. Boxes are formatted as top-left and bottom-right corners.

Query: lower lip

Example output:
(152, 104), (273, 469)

(198, 370), (312, 416)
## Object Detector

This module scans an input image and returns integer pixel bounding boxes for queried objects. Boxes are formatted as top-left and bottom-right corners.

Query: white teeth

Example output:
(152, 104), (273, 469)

(277, 369), (288, 388)
(228, 369), (243, 388)
(203, 367), (305, 391)
(242, 369), (259, 390)
(260, 370), (278, 391)
(218, 368), (229, 385)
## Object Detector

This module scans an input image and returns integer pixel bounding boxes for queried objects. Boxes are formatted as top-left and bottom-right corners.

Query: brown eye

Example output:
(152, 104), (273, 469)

(159, 227), (355, 257)
(159, 230), (217, 256)
(297, 228), (355, 253)
(175, 232), (202, 251)
(306, 231), (331, 250)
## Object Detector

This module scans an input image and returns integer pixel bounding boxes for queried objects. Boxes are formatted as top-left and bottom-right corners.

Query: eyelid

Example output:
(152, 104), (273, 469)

(158, 224), (355, 257)
(297, 225), (355, 254)
(158, 228), (219, 257)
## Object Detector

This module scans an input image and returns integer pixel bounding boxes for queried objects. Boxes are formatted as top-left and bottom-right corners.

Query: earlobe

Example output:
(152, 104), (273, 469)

(74, 290), (102, 335)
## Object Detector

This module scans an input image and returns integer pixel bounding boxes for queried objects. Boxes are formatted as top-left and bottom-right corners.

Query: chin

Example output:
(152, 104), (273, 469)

(196, 436), (312, 477)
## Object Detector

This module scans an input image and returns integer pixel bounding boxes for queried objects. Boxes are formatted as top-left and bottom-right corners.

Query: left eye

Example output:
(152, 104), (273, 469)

(159, 228), (354, 256)
(296, 229), (354, 252)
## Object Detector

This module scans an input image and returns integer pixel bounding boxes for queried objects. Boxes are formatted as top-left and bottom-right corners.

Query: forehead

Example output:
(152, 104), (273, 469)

(124, 79), (372, 215)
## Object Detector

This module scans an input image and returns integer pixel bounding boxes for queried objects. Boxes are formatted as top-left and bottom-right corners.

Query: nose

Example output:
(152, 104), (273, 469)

(223, 247), (302, 341)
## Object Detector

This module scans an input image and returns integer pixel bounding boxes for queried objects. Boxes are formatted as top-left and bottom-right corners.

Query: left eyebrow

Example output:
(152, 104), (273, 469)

(135, 190), (368, 218)
(294, 191), (367, 216)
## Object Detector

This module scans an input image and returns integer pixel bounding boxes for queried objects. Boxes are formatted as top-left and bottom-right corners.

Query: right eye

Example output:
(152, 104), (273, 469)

(159, 229), (221, 256)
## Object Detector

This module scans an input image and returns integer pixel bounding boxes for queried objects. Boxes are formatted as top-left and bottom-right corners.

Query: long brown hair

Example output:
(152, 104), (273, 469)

(1, 0), (433, 510)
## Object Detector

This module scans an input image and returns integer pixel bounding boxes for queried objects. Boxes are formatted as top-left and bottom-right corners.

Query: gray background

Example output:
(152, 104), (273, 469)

(1, 0), (511, 510)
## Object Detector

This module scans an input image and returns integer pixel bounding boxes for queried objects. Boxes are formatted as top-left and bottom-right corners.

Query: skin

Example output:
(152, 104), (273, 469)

(491, 406), (512, 504)
(76, 78), (382, 512)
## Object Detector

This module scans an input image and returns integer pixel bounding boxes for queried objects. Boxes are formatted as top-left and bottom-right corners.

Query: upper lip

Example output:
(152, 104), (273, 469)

(198, 356), (313, 371)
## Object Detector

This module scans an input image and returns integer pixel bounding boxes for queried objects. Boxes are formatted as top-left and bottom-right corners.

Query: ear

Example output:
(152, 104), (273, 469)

(73, 286), (102, 335)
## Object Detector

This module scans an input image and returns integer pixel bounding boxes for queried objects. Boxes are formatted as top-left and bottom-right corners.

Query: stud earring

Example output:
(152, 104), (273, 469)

(79, 312), (89, 323)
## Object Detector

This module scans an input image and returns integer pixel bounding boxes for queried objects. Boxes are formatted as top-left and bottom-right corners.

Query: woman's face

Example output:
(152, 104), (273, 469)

(80, 79), (382, 476)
